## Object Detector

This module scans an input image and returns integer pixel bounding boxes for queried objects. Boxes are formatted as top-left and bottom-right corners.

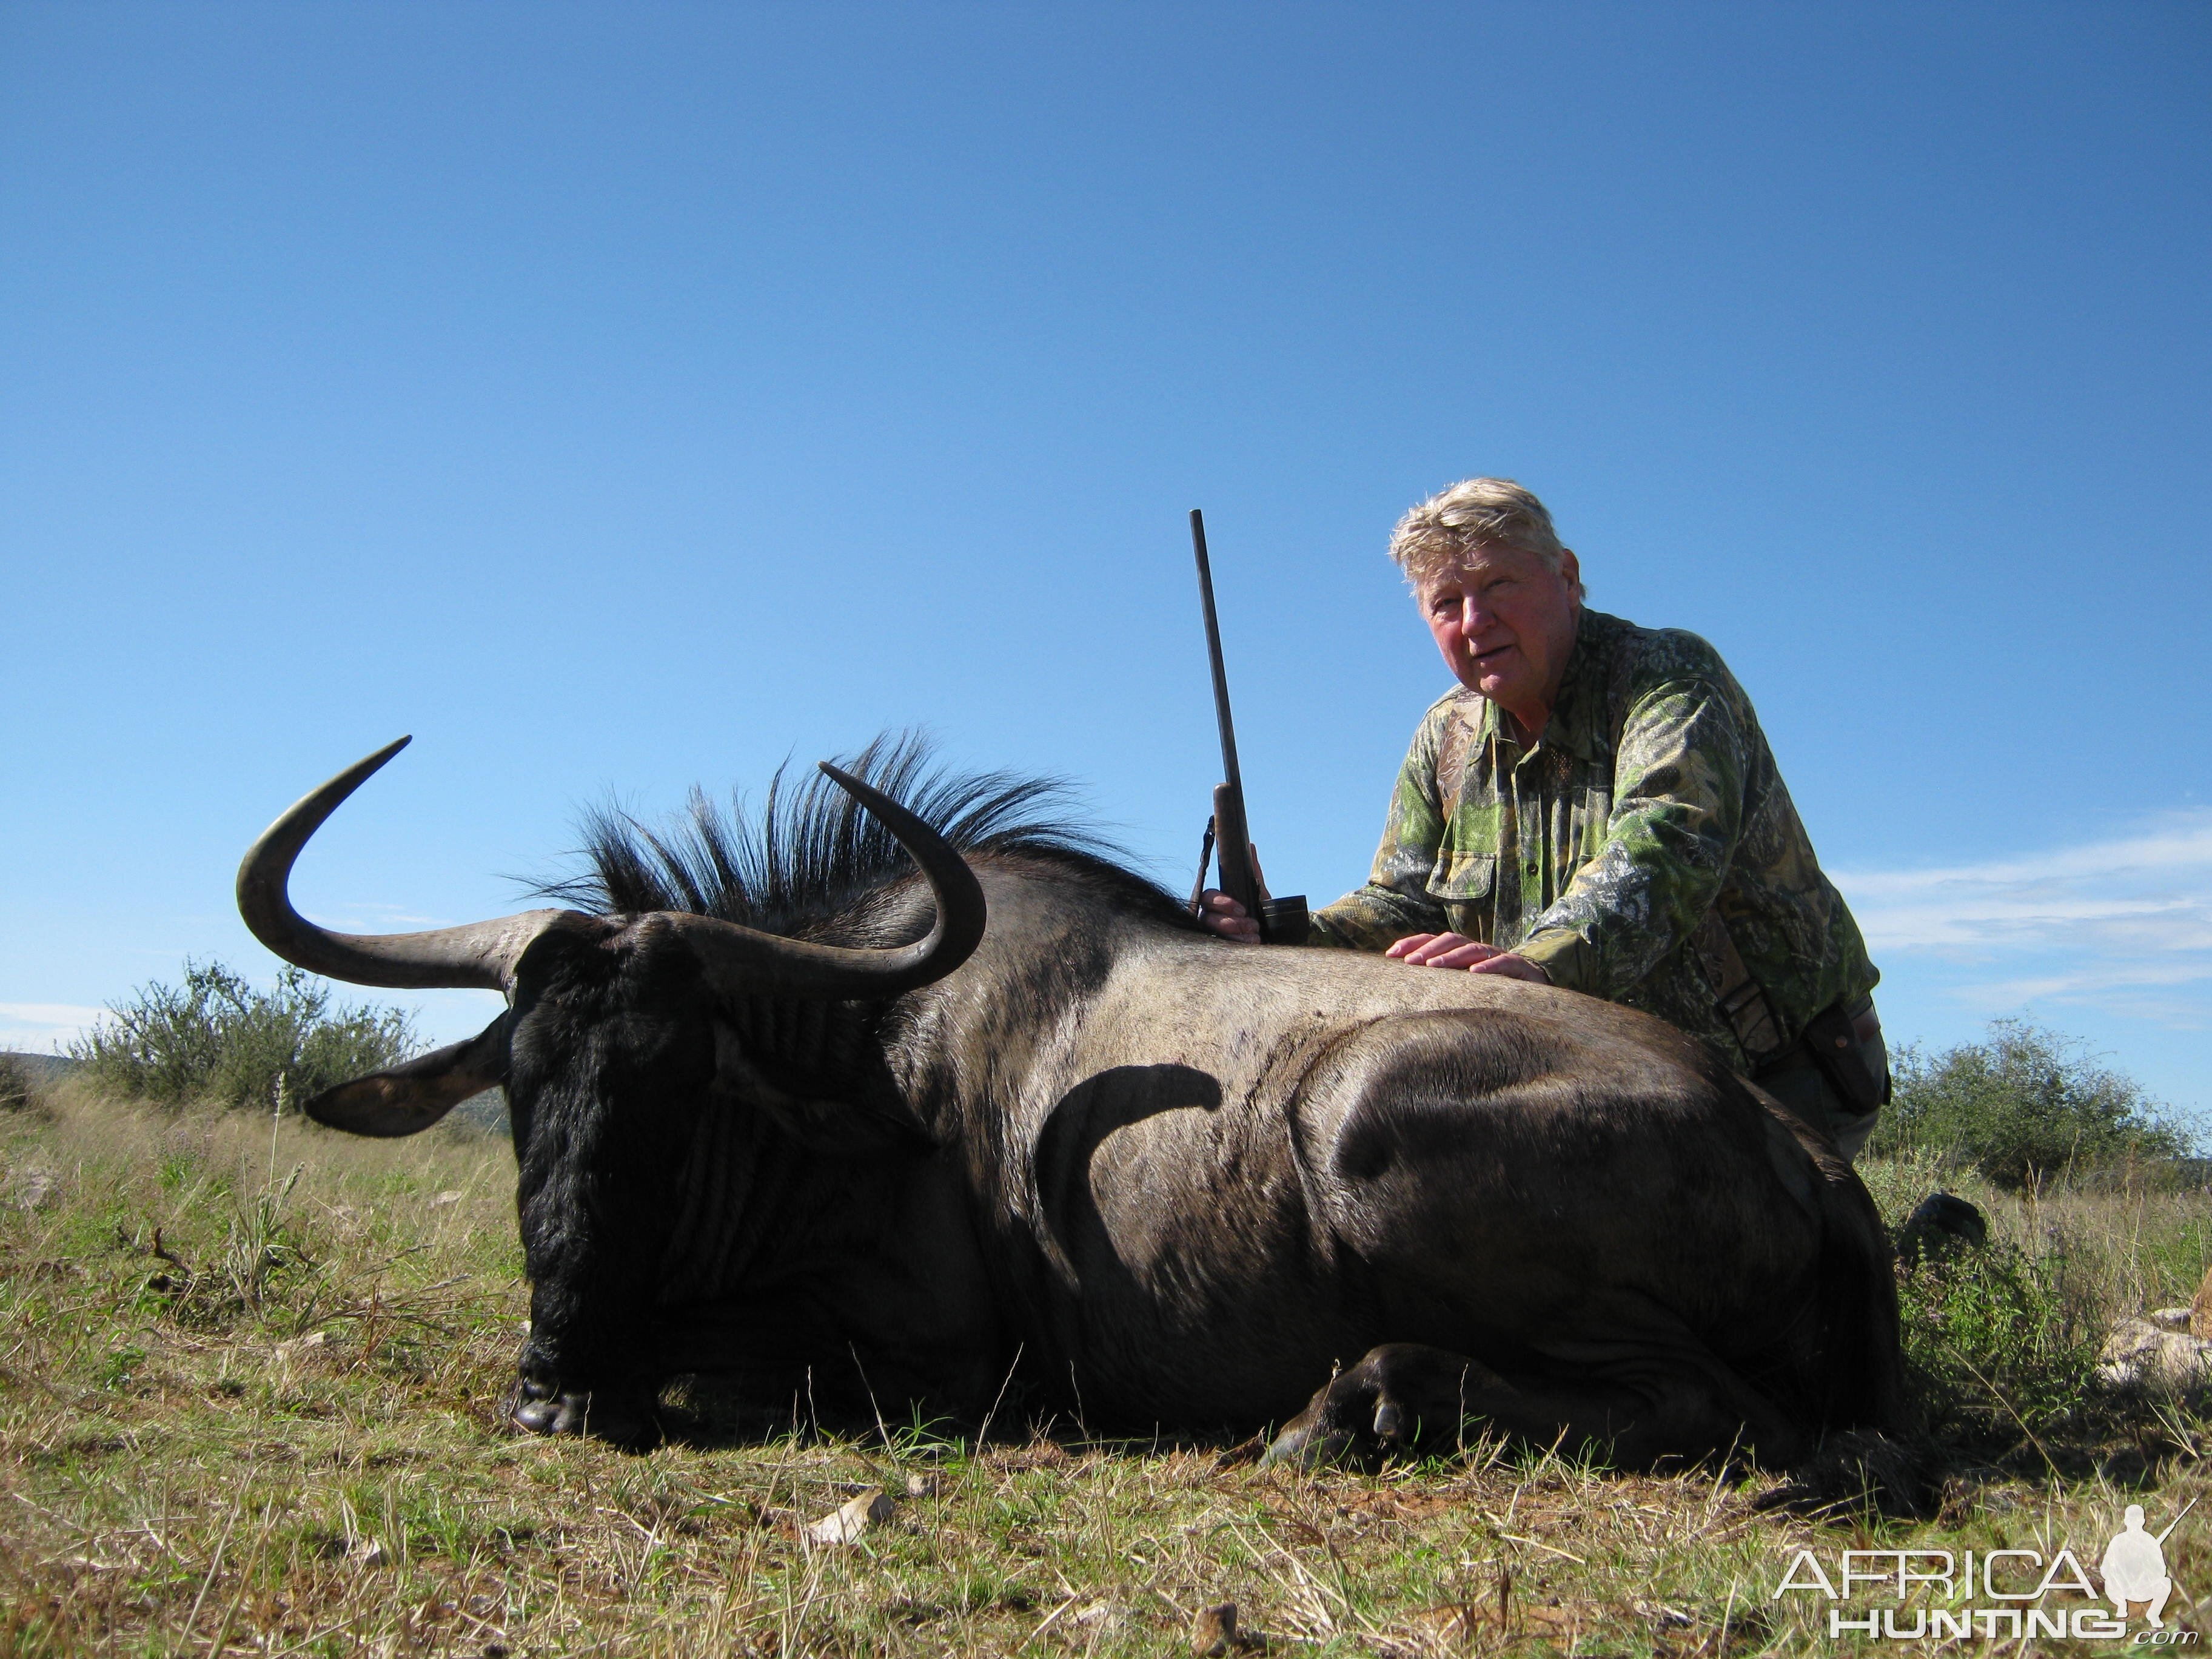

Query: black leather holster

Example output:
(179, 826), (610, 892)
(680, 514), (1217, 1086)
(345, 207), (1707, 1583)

(1759, 995), (1888, 1115)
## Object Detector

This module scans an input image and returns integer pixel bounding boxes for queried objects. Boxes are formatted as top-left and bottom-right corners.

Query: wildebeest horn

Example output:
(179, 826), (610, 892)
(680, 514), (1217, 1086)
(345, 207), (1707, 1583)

(240, 743), (987, 1002)
(236, 737), (568, 992)
(666, 762), (988, 1000)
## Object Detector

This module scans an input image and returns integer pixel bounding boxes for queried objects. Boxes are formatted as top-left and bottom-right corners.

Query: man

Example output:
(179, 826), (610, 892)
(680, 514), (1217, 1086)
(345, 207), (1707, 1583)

(1200, 477), (1888, 1159)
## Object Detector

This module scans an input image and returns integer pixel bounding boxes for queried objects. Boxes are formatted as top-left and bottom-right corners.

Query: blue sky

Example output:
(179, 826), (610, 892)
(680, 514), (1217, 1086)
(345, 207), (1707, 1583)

(4, 4), (2208, 1116)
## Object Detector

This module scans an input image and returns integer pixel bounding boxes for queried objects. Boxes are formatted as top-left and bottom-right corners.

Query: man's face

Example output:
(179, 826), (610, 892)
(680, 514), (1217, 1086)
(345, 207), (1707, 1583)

(1416, 542), (1583, 729)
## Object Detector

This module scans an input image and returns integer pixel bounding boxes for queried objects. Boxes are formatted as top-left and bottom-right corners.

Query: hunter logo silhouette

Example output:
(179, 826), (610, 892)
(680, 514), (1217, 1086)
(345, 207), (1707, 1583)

(2103, 1500), (2194, 1629)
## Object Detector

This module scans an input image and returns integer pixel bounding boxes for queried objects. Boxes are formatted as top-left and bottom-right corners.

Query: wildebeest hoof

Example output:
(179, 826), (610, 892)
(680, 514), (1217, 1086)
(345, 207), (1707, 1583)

(1260, 1420), (1355, 1469)
(509, 1371), (660, 1449)
(1262, 1342), (1494, 1468)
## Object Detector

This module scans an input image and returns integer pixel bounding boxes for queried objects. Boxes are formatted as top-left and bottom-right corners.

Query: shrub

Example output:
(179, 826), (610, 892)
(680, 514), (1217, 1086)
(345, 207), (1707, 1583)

(1868, 1019), (2191, 1188)
(1894, 1236), (2100, 1450)
(69, 960), (419, 1111)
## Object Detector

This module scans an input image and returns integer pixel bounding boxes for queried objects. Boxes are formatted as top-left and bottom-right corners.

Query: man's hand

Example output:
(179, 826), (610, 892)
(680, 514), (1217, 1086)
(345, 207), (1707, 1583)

(1198, 845), (1269, 943)
(1196, 890), (1262, 943)
(1386, 933), (1549, 982)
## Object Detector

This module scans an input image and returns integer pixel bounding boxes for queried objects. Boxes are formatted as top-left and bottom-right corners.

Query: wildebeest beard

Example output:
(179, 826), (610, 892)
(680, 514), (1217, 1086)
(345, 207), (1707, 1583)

(239, 731), (1912, 1475)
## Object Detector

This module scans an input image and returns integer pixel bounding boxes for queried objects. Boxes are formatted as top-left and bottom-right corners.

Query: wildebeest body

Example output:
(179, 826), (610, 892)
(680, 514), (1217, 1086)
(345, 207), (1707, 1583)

(244, 740), (1903, 1466)
(485, 853), (1892, 1462)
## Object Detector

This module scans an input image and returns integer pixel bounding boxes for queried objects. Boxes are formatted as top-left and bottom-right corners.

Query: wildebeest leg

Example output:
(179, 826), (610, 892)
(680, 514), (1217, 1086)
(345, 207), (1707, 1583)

(511, 1250), (669, 1449)
(1263, 1340), (1808, 1471)
(505, 969), (717, 1449)
(509, 1095), (695, 1449)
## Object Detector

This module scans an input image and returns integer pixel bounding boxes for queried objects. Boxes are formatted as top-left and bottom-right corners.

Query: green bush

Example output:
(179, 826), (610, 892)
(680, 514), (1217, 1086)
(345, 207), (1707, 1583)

(70, 960), (419, 1111)
(1894, 1236), (2100, 1449)
(1868, 1019), (2190, 1188)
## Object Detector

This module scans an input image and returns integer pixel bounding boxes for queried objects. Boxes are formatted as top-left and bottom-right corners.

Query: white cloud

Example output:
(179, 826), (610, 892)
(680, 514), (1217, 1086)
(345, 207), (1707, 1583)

(1833, 810), (2212, 1030)
(0, 1003), (109, 1053)
(301, 902), (461, 929)
(1842, 821), (2212, 893)
(1835, 809), (2212, 956)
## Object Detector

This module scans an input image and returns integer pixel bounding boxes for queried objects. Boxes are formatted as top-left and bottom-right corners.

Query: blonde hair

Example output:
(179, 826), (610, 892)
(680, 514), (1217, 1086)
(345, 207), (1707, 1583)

(1388, 477), (1584, 599)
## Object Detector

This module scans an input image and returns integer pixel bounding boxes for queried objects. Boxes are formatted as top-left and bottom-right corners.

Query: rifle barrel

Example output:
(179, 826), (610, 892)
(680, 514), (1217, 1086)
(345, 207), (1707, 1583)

(1190, 509), (1244, 792)
(2156, 1495), (2199, 1544)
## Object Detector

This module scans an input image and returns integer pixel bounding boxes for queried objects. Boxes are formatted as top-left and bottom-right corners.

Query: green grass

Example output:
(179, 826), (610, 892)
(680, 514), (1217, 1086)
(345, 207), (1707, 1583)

(5, 1089), (2212, 1655)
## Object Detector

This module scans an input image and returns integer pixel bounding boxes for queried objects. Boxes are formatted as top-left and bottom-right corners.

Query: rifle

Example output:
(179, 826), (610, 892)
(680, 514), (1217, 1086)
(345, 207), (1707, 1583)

(1188, 509), (1309, 945)
(2156, 1495), (2199, 1545)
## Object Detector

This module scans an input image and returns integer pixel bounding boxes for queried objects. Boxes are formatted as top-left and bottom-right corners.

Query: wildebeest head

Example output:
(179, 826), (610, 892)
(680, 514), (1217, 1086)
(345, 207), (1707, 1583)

(233, 734), (1069, 1140)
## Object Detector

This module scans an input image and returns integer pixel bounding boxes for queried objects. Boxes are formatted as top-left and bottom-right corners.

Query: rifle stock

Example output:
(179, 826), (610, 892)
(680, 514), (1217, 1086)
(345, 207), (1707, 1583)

(1190, 510), (1308, 945)
(1211, 782), (1262, 917)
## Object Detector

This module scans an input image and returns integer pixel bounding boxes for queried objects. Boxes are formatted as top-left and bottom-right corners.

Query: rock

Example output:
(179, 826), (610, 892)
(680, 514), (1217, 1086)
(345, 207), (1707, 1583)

(15, 1169), (59, 1210)
(1191, 1604), (1235, 1657)
(1895, 1191), (1987, 1268)
(427, 1190), (463, 1210)
(805, 1488), (895, 1546)
(1191, 1602), (1265, 1655)
(903, 1470), (940, 1499)
(2150, 1307), (2193, 1332)
(2097, 1316), (2212, 1393)
(2191, 1264), (2212, 1339)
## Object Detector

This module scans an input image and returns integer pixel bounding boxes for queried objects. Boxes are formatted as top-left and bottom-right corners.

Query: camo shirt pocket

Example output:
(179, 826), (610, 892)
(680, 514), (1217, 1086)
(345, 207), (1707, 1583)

(1423, 852), (1496, 941)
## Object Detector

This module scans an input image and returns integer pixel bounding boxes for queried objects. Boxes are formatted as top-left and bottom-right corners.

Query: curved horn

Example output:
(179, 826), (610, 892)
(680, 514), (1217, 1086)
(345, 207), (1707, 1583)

(669, 760), (987, 1000)
(236, 737), (566, 992)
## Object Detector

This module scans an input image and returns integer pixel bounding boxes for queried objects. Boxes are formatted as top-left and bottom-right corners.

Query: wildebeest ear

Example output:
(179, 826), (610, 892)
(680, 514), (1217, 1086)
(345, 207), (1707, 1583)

(304, 1015), (509, 1138)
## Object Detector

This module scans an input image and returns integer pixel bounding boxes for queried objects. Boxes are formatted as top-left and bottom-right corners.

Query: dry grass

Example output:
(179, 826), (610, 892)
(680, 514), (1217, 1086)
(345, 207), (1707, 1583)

(1860, 1149), (2212, 1329)
(5, 1088), (2212, 1655)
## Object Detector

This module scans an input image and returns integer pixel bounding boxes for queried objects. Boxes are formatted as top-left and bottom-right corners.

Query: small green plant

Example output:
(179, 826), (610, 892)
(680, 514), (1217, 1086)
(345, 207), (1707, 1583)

(1895, 1238), (2100, 1452)
(140, 1160), (319, 1330)
(93, 1344), (148, 1391)
(69, 959), (418, 1111)
(1868, 1019), (2191, 1188)
(225, 1160), (309, 1313)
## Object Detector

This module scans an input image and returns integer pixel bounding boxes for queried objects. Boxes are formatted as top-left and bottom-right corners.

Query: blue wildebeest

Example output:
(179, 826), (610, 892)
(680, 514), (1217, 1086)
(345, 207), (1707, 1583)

(238, 736), (1905, 1469)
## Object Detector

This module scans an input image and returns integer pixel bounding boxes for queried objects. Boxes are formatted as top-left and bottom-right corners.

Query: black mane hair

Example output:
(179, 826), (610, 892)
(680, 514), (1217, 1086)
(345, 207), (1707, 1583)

(534, 732), (1193, 937)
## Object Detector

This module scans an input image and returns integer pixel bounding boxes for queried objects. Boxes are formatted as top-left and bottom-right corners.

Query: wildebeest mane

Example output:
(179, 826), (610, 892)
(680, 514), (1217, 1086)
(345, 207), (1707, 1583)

(535, 732), (1189, 937)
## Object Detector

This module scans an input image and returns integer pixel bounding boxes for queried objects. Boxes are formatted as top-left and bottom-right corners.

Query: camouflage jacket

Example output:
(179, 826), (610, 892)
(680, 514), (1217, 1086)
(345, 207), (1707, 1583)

(1308, 608), (1878, 1074)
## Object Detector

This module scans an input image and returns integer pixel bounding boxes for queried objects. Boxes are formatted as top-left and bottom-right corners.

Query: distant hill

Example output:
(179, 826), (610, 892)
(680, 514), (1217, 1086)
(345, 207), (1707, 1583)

(3, 1053), (79, 1086)
(1, 1054), (509, 1138)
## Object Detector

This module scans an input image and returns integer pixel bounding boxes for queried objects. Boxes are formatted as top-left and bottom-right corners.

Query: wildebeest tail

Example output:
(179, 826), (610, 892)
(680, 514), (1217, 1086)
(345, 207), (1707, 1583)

(1810, 1153), (1910, 1435)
